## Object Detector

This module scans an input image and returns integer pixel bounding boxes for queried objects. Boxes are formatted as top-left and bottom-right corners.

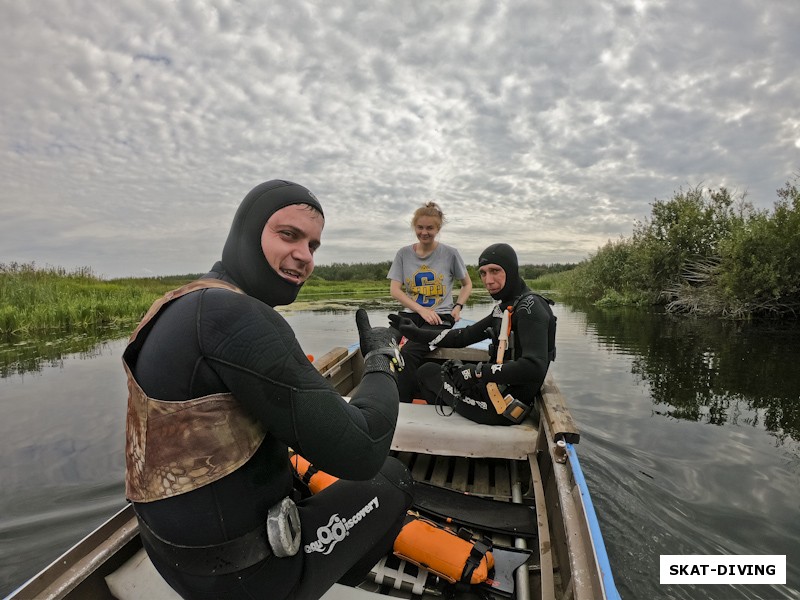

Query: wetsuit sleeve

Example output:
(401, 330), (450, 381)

(199, 291), (397, 480)
(481, 296), (550, 389)
(426, 314), (496, 348)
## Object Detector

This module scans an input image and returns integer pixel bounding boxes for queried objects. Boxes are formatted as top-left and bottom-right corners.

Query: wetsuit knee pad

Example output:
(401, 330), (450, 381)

(379, 457), (413, 501)
(417, 362), (441, 378)
(415, 362), (445, 404)
(454, 400), (513, 426)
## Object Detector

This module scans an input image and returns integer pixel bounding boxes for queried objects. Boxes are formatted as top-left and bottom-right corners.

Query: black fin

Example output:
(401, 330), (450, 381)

(412, 481), (537, 538)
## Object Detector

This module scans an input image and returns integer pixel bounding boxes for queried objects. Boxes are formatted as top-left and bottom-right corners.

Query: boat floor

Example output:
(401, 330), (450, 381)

(357, 451), (547, 599)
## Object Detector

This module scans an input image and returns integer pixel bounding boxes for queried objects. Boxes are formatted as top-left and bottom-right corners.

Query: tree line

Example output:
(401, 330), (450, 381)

(309, 261), (576, 283)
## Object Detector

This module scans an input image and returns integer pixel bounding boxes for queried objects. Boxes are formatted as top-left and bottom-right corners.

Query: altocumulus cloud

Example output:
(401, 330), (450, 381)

(1, 0), (798, 277)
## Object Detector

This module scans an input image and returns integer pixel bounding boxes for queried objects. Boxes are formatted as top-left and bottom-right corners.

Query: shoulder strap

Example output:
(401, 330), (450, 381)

(128, 279), (243, 345)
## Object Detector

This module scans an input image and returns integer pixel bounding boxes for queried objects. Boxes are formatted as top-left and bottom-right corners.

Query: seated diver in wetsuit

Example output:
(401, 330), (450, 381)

(123, 180), (413, 600)
(389, 243), (555, 426)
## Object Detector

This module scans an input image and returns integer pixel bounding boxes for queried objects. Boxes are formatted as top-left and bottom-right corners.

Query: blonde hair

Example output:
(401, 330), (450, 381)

(411, 202), (446, 229)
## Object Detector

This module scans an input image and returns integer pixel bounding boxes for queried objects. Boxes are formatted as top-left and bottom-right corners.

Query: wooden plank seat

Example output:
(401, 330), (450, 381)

(391, 402), (538, 460)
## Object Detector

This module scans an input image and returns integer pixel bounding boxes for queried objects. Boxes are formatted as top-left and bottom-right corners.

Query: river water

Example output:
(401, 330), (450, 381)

(1, 299), (798, 599)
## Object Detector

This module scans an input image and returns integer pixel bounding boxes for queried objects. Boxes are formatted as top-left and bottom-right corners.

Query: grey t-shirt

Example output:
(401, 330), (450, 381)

(387, 243), (468, 313)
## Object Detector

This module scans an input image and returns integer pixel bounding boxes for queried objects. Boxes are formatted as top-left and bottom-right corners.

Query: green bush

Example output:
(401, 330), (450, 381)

(717, 179), (800, 315)
(558, 238), (651, 303)
(556, 177), (800, 318)
(631, 185), (746, 292)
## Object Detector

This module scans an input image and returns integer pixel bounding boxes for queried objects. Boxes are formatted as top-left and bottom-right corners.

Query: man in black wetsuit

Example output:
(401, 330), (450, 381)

(123, 180), (413, 599)
(390, 243), (555, 426)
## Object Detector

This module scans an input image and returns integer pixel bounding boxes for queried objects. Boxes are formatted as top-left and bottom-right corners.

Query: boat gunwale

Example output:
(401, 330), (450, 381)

(7, 503), (139, 600)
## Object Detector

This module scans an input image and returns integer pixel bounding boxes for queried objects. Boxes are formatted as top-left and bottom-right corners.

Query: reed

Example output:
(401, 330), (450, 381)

(0, 263), (189, 337)
(297, 279), (391, 299)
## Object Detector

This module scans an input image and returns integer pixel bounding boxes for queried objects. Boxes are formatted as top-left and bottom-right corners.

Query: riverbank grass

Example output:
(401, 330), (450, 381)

(0, 263), (194, 336)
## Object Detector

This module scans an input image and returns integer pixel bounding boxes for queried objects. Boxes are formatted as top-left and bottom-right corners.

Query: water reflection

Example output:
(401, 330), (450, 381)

(0, 324), (134, 378)
(570, 300), (800, 445)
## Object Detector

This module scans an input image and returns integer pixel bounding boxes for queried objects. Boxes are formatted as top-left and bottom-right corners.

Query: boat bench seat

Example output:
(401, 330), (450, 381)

(391, 402), (538, 460)
(106, 548), (383, 600)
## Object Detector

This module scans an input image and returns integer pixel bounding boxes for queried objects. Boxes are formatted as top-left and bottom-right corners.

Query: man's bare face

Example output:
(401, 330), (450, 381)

(479, 263), (506, 296)
(260, 204), (324, 285)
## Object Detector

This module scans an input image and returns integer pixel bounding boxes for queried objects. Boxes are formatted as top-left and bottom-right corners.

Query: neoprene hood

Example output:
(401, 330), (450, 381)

(220, 180), (324, 307)
(478, 243), (524, 304)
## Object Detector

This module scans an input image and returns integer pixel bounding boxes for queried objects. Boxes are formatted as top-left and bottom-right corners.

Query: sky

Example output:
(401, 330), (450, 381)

(1, 0), (798, 279)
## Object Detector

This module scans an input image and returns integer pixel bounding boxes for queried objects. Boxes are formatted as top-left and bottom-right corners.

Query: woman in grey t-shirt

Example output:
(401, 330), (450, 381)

(387, 202), (472, 401)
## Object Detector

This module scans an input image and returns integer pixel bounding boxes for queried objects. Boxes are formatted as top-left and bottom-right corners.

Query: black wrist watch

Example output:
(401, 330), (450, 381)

(454, 302), (464, 309)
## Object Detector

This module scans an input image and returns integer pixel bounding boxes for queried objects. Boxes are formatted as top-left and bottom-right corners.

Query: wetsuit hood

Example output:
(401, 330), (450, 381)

(478, 243), (525, 305)
(218, 180), (324, 307)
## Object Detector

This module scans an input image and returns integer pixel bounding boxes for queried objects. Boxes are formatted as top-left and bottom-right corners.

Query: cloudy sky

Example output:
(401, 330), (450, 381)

(1, 0), (798, 279)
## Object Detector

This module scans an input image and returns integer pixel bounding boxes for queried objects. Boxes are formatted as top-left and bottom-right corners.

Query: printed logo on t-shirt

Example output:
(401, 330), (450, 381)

(407, 265), (444, 307)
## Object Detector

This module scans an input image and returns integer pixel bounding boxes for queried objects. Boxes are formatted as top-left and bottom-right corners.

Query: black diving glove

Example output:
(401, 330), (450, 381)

(387, 313), (441, 344)
(443, 360), (484, 396)
(356, 308), (403, 378)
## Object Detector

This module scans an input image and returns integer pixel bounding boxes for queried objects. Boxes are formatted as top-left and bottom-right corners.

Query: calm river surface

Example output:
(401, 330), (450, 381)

(1, 299), (798, 599)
